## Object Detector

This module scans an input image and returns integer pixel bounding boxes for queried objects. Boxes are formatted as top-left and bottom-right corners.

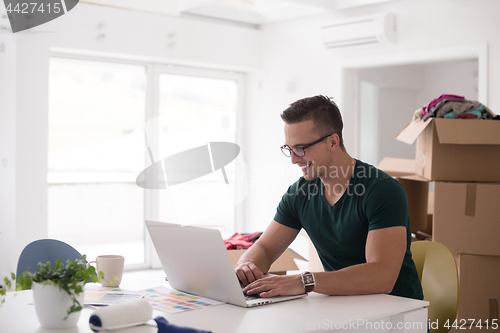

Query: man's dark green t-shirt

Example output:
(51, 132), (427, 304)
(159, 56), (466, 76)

(273, 159), (424, 300)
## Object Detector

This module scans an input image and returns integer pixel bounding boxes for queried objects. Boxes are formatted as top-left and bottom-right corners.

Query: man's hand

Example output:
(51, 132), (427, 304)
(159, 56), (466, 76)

(234, 261), (265, 286)
(233, 221), (299, 286)
(242, 274), (305, 298)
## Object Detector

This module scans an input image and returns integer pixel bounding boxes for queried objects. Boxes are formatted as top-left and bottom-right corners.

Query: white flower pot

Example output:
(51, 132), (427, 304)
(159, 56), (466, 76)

(32, 281), (85, 329)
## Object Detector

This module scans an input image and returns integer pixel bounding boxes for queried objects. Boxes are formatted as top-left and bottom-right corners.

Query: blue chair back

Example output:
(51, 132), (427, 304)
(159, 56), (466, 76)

(16, 239), (83, 284)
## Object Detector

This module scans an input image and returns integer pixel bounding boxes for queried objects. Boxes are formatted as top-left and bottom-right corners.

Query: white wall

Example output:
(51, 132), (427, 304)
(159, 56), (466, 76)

(0, 32), (17, 281)
(359, 65), (424, 92)
(0, 3), (260, 277)
(377, 87), (416, 163)
(243, 0), (500, 239)
(416, 59), (479, 106)
(358, 65), (423, 164)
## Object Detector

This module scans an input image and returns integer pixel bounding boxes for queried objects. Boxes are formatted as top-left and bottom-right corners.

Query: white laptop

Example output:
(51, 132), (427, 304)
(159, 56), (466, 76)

(145, 220), (307, 307)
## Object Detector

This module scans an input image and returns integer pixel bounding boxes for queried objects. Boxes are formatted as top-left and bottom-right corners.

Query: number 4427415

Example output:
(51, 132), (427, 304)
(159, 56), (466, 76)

(6, 2), (63, 14)
(444, 319), (498, 330)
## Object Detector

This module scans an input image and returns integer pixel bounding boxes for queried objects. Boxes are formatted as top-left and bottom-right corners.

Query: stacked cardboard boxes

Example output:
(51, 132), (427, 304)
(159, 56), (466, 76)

(380, 117), (500, 331)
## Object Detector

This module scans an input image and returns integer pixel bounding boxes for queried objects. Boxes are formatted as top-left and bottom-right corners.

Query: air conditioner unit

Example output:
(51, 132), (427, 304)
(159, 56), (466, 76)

(321, 13), (397, 49)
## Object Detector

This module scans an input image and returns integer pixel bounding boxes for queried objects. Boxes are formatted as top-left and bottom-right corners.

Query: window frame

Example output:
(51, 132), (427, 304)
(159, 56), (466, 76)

(148, 64), (245, 269)
(48, 52), (246, 271)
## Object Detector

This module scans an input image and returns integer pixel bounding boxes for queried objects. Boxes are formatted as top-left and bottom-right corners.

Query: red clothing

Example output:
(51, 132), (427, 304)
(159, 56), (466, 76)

(224, 232), (262, 250)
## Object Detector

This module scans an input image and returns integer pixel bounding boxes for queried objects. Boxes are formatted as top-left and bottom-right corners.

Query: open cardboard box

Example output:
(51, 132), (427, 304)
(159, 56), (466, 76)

(396, 118), (500, 182)
(228, 248), (306, 275)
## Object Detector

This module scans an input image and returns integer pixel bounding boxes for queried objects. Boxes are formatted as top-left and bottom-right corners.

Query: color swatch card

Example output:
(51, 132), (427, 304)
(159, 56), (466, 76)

(141, 286), (224, 314)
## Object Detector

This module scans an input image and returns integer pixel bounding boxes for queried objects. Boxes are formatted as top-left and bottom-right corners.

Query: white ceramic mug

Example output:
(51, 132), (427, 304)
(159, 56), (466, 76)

(88, 255), (125, 287)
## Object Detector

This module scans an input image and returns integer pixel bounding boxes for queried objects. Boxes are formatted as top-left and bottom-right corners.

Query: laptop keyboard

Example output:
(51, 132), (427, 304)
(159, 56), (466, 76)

(244, 294), (260, 301)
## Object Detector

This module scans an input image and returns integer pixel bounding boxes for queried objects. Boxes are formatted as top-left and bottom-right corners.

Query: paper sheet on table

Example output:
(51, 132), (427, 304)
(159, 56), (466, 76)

(84, 284), (146, 306)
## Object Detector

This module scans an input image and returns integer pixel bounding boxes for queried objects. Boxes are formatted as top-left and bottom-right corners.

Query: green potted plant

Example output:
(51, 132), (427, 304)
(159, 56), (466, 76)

(0, 273), (16, 305)
(1, 255), (104, 329)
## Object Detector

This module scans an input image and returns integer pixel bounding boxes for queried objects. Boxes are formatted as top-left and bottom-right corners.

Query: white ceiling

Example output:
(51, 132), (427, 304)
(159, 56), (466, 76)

(81, 0), (398, 25)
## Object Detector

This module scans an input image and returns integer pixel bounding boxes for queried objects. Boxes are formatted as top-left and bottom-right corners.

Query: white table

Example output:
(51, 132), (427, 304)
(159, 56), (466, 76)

(0, 269), (428, 333)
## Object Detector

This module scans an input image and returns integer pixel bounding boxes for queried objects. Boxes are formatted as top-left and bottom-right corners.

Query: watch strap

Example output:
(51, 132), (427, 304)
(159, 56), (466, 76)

(304, 283), (314, 293)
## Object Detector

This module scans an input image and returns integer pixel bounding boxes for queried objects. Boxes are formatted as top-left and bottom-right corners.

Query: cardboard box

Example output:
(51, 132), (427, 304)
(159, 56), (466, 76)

(424, 191), (434, 236)
(228, 248), (306, 275)
(455, 254), (500, 324)
(433, 181), (500, 256)
(308, 240), (324, 272)
(377, 157), (417, 178)
(378, 157), (430, 234)
(399, 177), (430, 235)
(396, 118), (500, 182)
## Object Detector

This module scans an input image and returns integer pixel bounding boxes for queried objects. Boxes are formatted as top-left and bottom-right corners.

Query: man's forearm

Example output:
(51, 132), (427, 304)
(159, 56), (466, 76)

(237, 242), (274, 274)
(313, 262), (398, 296)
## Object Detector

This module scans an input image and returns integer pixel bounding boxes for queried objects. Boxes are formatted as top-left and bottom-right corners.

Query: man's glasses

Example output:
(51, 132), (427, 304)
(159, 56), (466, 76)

(280, 134), (333, 158)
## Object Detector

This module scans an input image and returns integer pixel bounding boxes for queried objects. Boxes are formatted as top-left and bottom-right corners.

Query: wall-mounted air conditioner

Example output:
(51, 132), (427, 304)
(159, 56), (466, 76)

(321, 13), (397, 49)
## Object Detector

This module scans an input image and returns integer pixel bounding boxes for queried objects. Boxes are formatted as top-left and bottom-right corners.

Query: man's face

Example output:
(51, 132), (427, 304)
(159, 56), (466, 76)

(284, 120), (330, 181)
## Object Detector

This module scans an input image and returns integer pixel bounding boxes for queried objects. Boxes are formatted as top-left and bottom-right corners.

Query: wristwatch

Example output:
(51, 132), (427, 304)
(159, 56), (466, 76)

(301, 271), (315, 293)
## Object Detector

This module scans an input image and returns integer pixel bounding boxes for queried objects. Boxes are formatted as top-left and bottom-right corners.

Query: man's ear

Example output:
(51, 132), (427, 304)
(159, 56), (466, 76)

(329, 134), (340, 151)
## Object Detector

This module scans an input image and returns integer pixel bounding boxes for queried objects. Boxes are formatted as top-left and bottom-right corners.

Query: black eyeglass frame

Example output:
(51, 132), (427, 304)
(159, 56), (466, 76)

(280, 133), (334, 158)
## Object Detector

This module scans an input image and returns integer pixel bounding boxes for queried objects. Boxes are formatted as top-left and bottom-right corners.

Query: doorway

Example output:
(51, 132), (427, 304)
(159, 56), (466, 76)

(341, 44), (488, 166)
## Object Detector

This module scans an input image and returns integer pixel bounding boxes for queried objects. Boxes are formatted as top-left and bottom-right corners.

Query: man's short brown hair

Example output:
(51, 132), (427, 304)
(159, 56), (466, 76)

(280, 95), (345, 150)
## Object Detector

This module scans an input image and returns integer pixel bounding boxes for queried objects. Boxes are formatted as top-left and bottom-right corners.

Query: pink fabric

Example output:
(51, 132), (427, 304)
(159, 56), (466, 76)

(224, 232), (261, 250)
(423, 94), (465, 113)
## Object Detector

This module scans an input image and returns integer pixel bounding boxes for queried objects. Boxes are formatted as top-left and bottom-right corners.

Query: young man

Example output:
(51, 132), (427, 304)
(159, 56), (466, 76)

(235, 95), (423, 300)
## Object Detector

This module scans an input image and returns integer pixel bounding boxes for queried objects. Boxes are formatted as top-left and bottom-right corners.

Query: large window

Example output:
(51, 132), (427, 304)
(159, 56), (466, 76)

(48, 58), (147, 265)
(48, 57), (244, 267)
(153, 67), (241, 235)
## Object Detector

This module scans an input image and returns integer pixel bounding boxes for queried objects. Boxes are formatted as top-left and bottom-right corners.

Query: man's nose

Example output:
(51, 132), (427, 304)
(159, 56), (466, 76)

(291, 152), (301, 164)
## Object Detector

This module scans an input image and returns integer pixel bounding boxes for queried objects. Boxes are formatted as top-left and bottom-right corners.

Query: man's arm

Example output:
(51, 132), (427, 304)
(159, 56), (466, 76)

(234, 220), (300, 286)
(243, 226), (406, 297)
(313, 226), (406, 295)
